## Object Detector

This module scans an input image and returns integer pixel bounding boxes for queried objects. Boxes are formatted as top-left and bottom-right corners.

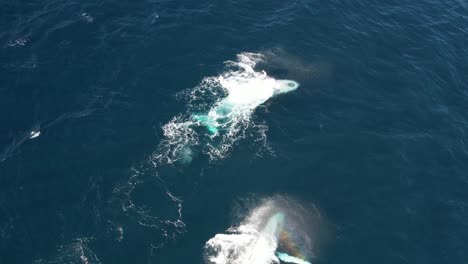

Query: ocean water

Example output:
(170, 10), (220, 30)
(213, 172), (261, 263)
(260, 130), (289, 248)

(1, 0), (468, 263)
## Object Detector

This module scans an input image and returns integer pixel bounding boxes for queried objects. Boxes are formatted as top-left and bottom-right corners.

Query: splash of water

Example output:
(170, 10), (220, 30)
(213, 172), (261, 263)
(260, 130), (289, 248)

(156, 52), (299, 164)
(204, 196), (314, 264)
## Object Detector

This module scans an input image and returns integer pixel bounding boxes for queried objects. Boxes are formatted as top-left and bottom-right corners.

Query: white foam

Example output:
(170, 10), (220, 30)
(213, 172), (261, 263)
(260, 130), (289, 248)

(156, 52), (299, 164)
(7, 37), (28, 47)
(111, 166), (186, 248)
(153, 116), (198, 165)
(34, 237), (100, 264)
(30, 130), (41, 139)
(204, 197), (313, 264)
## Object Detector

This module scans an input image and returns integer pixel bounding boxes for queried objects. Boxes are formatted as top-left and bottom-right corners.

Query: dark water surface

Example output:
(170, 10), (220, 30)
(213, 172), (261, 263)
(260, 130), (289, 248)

(1, 0), (468, 263)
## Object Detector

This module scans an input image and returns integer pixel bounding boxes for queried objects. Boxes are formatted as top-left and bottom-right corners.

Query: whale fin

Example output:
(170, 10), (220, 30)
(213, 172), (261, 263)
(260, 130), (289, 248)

(276, 252), (311, 264)
(192, 114), (218, 135)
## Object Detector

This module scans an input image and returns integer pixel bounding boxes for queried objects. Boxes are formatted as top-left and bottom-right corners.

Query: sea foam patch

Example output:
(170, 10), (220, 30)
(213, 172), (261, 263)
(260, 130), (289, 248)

(155, 52), (299, 164)
(204, 196), (317, 264)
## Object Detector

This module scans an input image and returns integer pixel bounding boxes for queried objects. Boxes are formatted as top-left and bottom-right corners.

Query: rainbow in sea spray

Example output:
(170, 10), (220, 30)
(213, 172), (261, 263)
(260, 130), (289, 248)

(204, 196), (317, 264)
(154, 52), (299, 165)
(264, 212), (312, 264)
(278, 223), (312, 264)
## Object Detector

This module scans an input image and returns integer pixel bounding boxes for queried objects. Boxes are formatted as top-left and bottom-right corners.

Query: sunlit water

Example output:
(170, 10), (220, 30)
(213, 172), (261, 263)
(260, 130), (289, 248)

(1, 1), (468, 263)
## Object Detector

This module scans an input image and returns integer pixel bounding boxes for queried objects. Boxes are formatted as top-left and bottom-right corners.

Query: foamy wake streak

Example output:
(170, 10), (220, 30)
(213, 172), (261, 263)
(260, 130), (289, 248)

(111, 166), (186, 249)
(204, 197), (314, 264)
(33, 237), (100, 264)
(155, 116), (199, 165)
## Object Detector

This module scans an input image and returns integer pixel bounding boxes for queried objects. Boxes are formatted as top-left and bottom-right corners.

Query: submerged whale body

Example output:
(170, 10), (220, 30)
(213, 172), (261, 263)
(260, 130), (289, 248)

(193, 77), (299, 135)
(276, 252), (312, 264)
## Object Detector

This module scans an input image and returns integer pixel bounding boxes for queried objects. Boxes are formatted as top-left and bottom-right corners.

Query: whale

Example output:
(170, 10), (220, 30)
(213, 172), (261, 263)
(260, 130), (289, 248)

(192, 76), (299, 135)
(245, 212), (311, 264)
(204, 196), (315, 264)
(157, 52), (302, 164)
(276, 252), (312, 264)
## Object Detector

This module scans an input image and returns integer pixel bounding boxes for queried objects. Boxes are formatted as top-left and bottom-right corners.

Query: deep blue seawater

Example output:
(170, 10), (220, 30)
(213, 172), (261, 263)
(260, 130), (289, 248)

(1, 0), (468, 263)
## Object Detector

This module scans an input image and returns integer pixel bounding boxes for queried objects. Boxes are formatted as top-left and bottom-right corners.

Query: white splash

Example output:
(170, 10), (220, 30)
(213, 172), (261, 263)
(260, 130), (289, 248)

(30, 130), (41, 139)
(193, 56), (299, 135)
(155, 52), (299, 164)
(204, 200), (280, 264)
(204, 197), (313, 264)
